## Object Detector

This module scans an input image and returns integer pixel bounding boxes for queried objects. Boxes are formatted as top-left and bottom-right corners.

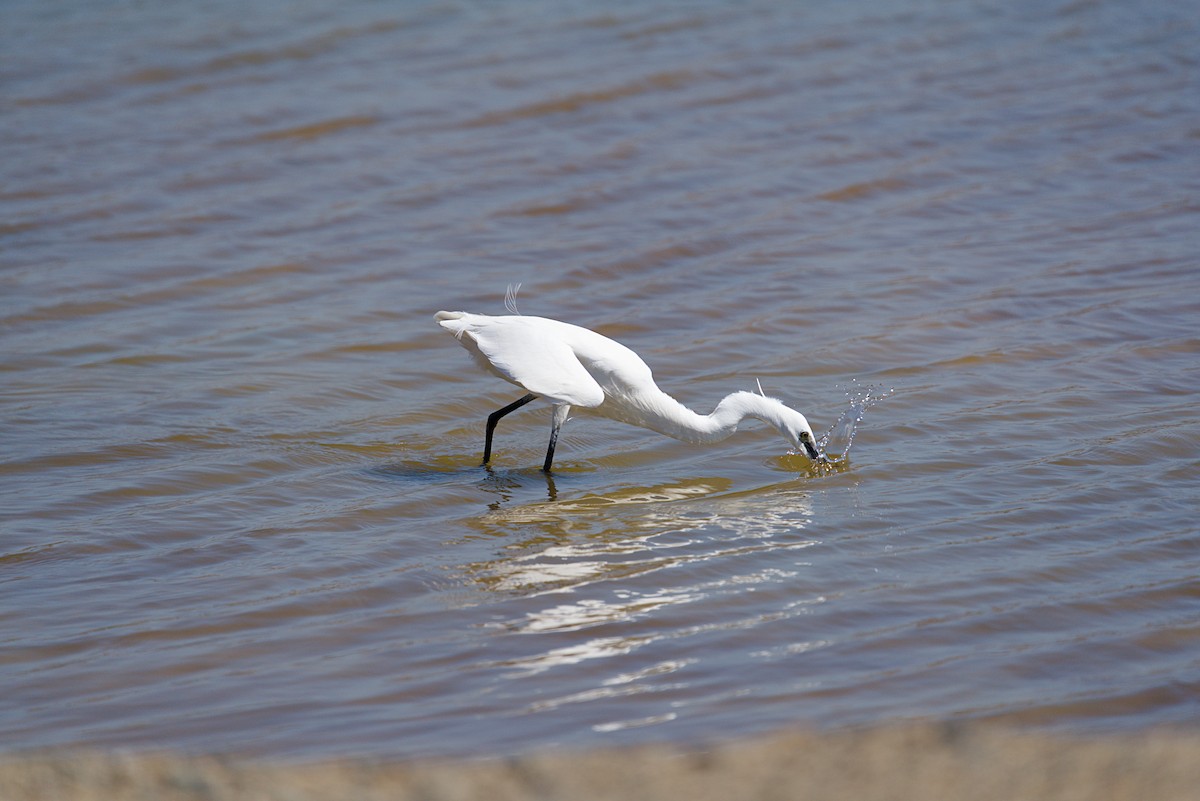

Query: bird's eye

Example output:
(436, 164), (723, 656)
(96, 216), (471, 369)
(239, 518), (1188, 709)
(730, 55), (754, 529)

(800, 432), (811, 442)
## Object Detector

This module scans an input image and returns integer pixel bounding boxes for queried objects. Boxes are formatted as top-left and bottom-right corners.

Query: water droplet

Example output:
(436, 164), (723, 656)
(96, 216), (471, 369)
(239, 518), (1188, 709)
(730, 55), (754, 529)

(816, 381), (893, 464)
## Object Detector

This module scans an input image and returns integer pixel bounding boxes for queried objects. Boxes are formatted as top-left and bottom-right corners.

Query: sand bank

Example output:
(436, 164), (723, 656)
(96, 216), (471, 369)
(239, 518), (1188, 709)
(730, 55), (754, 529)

(3, 724), (1198, 801)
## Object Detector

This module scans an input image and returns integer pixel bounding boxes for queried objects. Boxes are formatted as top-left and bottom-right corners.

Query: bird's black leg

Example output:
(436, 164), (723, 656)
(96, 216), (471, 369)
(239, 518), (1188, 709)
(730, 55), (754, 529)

(543, 405), (571, 472)
(542, 429), (558, 473)
(483, 393), (537, 465)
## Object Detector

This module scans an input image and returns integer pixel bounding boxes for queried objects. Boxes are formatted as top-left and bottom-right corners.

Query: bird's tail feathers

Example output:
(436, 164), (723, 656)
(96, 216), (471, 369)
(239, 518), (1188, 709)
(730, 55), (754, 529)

(435, 310), (469, 339)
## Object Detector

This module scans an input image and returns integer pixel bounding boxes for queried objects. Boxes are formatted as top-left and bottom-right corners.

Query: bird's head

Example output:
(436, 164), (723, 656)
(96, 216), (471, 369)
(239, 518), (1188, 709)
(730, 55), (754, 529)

(781, 410), (822, 461)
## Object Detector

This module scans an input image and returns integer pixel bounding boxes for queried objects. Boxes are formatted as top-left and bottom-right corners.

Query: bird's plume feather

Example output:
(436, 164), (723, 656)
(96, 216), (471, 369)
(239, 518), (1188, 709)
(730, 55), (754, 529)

(504, 283), (522, 315)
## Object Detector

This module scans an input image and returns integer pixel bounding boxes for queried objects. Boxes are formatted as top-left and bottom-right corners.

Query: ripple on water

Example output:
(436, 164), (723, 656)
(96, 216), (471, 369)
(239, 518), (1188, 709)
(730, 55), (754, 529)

(2, 0), (1198, 760)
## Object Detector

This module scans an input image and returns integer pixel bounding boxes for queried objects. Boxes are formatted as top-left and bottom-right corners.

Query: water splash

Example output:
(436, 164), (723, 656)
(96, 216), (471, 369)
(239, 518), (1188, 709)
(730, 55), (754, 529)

(813, 381), (893, 469)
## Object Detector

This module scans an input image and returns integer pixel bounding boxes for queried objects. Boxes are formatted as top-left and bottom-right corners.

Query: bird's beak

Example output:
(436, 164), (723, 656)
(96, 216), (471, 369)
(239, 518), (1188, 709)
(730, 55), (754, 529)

(803, 440), (822, 461)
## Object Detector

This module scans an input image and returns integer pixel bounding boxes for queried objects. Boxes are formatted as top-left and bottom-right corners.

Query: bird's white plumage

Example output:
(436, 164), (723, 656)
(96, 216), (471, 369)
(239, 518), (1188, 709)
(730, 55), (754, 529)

(435, 310), (822, 468)
(437, 311), (641, 408)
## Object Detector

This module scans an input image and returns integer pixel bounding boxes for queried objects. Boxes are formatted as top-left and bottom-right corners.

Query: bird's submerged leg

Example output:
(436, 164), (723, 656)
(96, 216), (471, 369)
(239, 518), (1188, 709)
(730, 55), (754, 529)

(543, 404), (571, 472)
(484, 393), (537, 465)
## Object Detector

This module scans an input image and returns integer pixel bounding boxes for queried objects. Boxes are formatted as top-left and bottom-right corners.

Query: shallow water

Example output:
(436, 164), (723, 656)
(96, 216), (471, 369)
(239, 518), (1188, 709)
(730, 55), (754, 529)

(3, 0), (1199, 760)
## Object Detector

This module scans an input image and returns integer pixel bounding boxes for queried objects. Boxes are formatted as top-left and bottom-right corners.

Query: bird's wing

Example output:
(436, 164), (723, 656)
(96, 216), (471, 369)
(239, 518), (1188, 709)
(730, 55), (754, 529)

(453, 315), (606, 408)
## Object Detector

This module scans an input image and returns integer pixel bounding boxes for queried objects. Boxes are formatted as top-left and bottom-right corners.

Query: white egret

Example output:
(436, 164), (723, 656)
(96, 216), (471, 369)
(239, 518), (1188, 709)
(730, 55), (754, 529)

(435, 310), (822, 471)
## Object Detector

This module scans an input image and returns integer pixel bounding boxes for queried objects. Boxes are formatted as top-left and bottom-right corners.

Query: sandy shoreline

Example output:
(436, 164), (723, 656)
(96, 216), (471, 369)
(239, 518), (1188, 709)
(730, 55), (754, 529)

(4, 723), (1198, 801)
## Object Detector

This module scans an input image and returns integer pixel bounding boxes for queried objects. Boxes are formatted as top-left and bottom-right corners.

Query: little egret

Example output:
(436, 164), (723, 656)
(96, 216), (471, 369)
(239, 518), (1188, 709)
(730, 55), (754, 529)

(435, 310), (822, 471)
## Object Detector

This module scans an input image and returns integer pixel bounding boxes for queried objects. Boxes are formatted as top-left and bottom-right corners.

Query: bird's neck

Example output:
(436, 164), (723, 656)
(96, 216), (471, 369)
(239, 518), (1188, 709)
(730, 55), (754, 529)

(630, 390), (797, 445)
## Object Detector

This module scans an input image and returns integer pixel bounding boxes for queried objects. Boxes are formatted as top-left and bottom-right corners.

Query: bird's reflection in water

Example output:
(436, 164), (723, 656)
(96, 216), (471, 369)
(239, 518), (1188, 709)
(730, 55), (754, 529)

(480, 473), (727, 517)
(460, 479), (824, 680)
(462, 475), (820, 641)
(480, 464), (559, 505)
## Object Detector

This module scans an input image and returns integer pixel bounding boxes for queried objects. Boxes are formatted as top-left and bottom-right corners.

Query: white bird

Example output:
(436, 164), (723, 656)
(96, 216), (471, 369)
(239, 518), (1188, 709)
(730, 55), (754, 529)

(435, 310), (822, 471)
